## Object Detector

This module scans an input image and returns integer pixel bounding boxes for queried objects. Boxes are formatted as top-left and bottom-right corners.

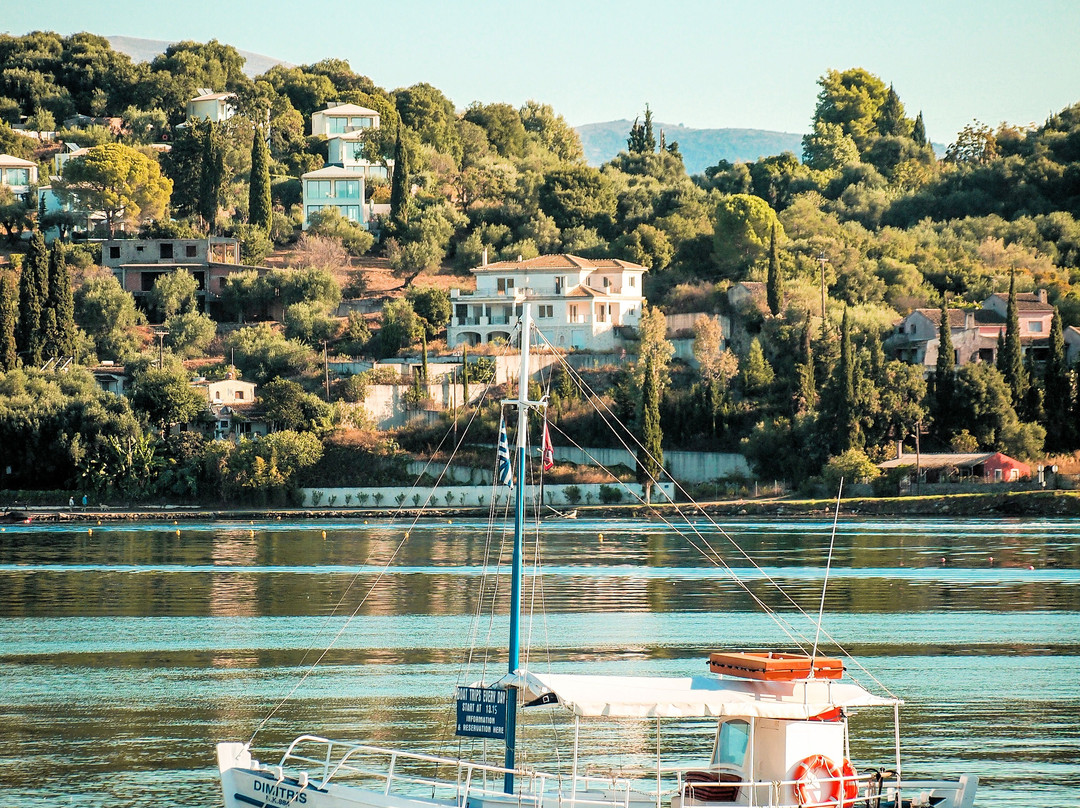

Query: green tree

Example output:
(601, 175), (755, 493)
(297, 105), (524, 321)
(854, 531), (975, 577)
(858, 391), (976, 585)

(713, 194), (782, 278)
(198, 120), (225, 231)
(18, 230), (48, 365)
(166, 310), (217, 358)
(74, 274), (145, 360)
(912, 111), (927, 147)
(997, 271), (1026, 407)
(794, 315), (816, 415)
(259, 377), (332, 433)
(519, 100), (583, 161)
(809, 67), (890, 152)
(406, 287), (451, 339)
(55, 143), (172, 234)
(821, 307), (858, 452)
(463, 102), (526, 158)
(739, 338), (775, 396)
(953, 362), (1018, 449)
(945, 120), (999, 165)
(377, 298), (420, 356)
(223, 323), (314, 384)
(248, 126), (272, 232)
(393, 82), (460, 156)
(822, 448), (880, 492)
(388, 127), (409, 232)
(0, 273), (17, 370)
(538, 165), (616, 232)
(130, 367), (206, 431)
(43, 244), (77, 360)
(1043, 307), (1071, 450)
(766, 221), (782, 316)
(931, 307), (955, 442)
(876, 84), (910, 137)
(149, 269), (198, 323)
(636, 350), (663, 503)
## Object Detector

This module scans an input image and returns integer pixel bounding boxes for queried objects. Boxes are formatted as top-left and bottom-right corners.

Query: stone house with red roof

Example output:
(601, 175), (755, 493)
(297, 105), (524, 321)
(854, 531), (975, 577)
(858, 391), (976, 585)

(887, 289), (1074, 370)
(447, 254), (647, 350)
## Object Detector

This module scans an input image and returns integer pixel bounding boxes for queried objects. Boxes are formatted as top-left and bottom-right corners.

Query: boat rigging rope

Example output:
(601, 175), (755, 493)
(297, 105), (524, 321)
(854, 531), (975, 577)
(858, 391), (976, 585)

(532, 327), (897, 698)
(247, 352), (508, 746)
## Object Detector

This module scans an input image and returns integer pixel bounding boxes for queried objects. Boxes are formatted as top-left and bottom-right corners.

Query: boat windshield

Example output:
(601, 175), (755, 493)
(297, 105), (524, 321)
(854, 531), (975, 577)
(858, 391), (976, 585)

(713, 719), (750, 768)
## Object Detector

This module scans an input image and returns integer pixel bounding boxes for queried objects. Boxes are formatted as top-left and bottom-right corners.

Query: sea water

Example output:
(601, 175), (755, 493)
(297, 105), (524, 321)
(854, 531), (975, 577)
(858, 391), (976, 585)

(0, 516), (1077, 807)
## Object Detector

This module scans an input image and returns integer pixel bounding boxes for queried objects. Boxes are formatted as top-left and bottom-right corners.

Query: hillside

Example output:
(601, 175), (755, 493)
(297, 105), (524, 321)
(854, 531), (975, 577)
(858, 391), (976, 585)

(575, 119), (804, 174)
(106, 35), (291, 77)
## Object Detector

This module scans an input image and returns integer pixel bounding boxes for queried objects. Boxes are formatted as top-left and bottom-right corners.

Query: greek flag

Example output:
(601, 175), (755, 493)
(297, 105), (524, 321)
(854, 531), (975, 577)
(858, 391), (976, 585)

(497, 415), (514, 490)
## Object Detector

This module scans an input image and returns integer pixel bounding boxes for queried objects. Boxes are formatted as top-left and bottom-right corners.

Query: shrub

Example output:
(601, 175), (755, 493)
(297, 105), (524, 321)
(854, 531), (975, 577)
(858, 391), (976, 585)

(563, 485), (582, 504)
(599, 484), (622, 504)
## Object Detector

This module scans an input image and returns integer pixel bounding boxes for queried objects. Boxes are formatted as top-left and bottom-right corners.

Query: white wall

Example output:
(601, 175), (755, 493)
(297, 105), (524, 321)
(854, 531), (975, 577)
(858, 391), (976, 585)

(300, 481), (674, 508)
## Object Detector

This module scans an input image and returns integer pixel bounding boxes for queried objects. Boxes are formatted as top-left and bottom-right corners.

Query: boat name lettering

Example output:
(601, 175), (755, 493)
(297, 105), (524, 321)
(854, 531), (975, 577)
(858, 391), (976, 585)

(252, 777), (308, 805)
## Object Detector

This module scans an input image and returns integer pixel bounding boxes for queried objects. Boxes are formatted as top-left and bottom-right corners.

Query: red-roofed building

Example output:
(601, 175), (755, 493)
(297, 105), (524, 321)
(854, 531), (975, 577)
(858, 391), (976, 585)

(447, 253), (647, 350)
(888, 289), (1057, 371)
(879, 450), (1031, 483)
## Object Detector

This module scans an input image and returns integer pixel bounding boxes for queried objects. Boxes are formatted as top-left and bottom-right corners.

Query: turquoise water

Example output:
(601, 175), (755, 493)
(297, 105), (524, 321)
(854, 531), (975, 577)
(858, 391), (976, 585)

(0, 516), (1077, 806)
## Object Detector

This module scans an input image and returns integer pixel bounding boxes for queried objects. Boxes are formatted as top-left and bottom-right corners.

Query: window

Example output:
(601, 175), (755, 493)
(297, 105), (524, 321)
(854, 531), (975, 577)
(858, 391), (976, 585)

(4, 168), (29, 186)
(714, 720), (750, 768)
(306, 205), (325, 219)
(350, 116), (373, 128)
(1029, 320), (1043, 333)
(185, 245), (197, 258)
(109, 246), (120, 259)
(603, 276), (610, 288)
(329, 117), (347, 134)
(569, 304), (579, 322)
(497, 278), (515, 293)
(555, 276), (565, 295)
(538, 305), (553, 318)
(629, 275), (636, 287)
(341, 205), (361, 222)
(160, 243), (174, 259)
(306, 180), (332, 198)
(235, 391), (245, 401)
(337, 179), (361, 199)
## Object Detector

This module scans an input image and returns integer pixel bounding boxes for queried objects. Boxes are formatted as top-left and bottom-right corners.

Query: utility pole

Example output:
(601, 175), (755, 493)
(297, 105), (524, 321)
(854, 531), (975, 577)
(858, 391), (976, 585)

(817, 251), (829, 338)
(154, 330), (166, 369)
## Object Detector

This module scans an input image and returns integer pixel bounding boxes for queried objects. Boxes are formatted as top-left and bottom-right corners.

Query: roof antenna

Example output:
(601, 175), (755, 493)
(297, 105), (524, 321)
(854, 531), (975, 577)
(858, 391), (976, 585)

(811, 478), (843, 670)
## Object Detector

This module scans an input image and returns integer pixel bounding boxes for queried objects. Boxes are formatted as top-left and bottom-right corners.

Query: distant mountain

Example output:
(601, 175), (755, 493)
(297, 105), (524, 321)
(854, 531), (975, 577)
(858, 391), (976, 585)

(575, 120), (805, 175)
(106, 35), (291, 78)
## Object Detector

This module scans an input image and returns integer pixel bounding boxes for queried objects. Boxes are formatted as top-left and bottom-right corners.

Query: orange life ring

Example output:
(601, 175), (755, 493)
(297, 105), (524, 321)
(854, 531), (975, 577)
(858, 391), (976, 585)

(840, 759), (859, 807)
(792, 754), (841, 807)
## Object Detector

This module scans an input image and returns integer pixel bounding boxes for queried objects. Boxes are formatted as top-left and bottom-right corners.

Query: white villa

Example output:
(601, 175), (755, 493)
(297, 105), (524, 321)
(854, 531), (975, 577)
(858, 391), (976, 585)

(301, 102), (391, 230)
(0, 153), (37, 199)
(447, 254), (647, 350)
(187, 89), (236, 123)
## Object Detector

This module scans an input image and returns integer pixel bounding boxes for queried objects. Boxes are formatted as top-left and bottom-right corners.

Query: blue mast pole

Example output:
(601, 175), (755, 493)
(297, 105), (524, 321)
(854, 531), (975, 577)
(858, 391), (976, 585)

(504, 301), (531, 794)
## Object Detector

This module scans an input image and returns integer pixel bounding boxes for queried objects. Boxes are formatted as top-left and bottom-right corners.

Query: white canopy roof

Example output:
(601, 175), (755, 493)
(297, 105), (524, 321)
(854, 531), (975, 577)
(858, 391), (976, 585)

(501, 671), (899, 720)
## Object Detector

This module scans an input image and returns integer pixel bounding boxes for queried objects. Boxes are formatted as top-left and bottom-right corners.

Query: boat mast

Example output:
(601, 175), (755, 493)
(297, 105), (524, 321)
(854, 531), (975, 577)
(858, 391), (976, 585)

(504, 300), (532, 793)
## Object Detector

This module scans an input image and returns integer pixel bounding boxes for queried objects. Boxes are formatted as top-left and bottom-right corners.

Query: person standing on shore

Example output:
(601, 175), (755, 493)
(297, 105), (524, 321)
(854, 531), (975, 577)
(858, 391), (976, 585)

(82, 494), (87, 508)
(69, 496), (74, 509)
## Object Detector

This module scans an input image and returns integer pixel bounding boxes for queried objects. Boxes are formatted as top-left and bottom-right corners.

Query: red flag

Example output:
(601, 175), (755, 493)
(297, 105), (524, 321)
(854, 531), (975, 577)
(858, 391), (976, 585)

(542, 421), (554, 471)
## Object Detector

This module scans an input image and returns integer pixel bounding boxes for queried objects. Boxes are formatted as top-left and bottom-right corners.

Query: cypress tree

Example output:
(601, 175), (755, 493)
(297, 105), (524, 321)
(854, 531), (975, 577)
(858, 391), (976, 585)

(794, 313), (816, 414)
(388, 127), (409, 233)
(248, 126), (273, 232)
(18, 230), (48, 366)
(913, 112), (927, 147)
(636, 353), (663, 503)
(877, 84), (906, 136)
(198, 121), (225, 232)
(643, 104), (656, 153)
(626, 117), (646, 154)
(1044, 307), (1072, 450)
(44, 243), (76, 359)
(766, 221), (782, 316)
(835, 307), (857, 451)
(932, 306), (955, 441)
(0, 273), (17, 371)
(999, 271), (1027, 406)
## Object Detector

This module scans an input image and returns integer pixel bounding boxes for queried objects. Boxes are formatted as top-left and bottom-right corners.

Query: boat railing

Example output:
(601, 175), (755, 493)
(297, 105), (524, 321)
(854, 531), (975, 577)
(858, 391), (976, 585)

(274, 739), (964, 808)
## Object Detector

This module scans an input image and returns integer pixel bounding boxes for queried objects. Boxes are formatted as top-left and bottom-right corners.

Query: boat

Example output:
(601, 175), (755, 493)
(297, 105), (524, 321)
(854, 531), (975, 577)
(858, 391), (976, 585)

(216, 303), (978, 808)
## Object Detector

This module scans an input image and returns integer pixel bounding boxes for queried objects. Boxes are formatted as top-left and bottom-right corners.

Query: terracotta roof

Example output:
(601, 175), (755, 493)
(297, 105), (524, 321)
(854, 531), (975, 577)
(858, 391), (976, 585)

(190, 92), (235, 102)
(984, 292), (1053, 312)
(911, 308), (1004, 327)
(879, 452), (997, 469)
(474, 253), (647, 272)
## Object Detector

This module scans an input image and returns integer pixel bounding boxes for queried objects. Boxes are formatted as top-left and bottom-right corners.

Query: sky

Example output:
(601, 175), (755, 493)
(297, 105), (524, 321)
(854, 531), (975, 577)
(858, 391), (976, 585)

(6, 0), (1080, 144)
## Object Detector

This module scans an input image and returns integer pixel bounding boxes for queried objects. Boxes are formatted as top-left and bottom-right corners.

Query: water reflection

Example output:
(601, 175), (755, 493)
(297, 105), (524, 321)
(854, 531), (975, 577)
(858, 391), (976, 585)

(0, 516), (1078, 808)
